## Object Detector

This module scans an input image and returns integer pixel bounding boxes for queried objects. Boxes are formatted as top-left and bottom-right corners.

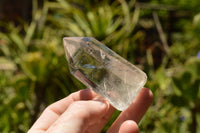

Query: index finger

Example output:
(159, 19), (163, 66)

(28, 88), (98, 132)
(107, 87), (153, 133)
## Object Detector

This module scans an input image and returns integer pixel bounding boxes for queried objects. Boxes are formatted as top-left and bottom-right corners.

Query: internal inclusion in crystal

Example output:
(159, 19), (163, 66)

(63, 37), (147, 111)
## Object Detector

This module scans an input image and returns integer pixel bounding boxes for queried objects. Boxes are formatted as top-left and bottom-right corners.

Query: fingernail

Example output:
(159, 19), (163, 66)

(96, 101), (109, 111)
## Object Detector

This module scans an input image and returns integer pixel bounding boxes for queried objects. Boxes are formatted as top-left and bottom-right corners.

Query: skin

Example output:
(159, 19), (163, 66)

(28, 87), (153, 133)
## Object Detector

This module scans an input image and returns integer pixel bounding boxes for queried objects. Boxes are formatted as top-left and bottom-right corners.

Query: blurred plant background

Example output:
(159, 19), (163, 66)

(0, 0), (200, 132)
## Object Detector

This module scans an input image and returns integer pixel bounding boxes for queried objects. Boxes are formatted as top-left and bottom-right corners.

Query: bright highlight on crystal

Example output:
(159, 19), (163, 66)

(63, 37), (147, 111)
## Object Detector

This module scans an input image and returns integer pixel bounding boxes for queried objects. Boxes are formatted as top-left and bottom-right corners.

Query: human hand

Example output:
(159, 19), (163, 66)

(28, 87), (153, 133)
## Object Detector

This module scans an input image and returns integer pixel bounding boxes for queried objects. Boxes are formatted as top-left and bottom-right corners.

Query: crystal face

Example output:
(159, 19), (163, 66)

(63, 37), (147, 111)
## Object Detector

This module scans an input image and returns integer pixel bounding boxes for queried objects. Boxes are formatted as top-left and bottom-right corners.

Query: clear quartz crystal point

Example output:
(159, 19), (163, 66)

(63, 37), (147, 111)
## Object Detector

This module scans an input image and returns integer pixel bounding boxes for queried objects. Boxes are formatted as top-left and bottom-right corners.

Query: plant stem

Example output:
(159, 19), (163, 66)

(153, 12), (171, 57)
(191, 108), (197, 133)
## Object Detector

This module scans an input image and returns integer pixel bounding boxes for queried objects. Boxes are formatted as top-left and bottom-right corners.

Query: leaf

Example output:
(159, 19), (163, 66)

(0, 57), (16, 71)
(0, 43), (10, 57)
(172, 76), (183, 93)
(185, 57), (200, 80)
(193, 13), (200, 28)
(57, 0), (71, 10)
(73, 13), (92, 36)
(24, 20), (37, 45)
(171, 95), (189, 107)
(9, 32), (26, 53)
(155, 67), (170, 90)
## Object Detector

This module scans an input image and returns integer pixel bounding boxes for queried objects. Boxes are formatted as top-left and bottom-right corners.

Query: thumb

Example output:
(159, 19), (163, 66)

(119, 120), (139, 133)
(46, 100), (108, 133)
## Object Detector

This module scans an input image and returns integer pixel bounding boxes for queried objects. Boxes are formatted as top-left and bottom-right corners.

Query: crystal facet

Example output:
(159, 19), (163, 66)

(63, 37), (147, 111)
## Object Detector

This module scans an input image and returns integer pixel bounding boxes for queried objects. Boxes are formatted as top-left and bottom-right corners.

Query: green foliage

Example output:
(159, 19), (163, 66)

(1, 0), (200, 132)
(172, 57), (200, 106)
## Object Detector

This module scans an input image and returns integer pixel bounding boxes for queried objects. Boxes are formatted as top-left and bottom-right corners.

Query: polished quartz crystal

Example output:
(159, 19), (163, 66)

(63, 37), (147, 111)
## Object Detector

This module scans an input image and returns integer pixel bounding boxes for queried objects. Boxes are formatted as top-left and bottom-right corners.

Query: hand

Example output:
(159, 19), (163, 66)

(28, 87), (153, 133)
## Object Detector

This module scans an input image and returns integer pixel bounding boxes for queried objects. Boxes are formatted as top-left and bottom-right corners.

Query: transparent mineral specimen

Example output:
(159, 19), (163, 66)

(63, 37), (147, 111)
